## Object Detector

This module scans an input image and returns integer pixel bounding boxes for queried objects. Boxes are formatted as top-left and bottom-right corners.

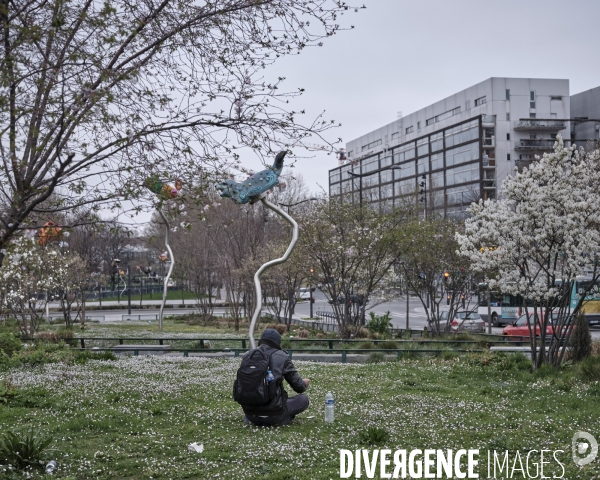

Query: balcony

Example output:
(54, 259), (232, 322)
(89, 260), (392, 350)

(482, 115), (496, 127)
(513, 120), (566, 131)
(483, 179), (496, 189)
(515, 158), (534, 171)
(482, 155), (496, 168)
(514, 139), (568, 151)
(482, 136), (495, 149)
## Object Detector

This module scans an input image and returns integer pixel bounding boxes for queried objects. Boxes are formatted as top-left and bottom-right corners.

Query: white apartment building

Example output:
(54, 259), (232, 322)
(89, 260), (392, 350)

(329, 77), (571, 218)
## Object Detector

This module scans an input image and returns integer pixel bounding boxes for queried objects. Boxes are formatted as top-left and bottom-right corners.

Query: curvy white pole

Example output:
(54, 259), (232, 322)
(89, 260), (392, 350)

(158, 208), (175, 332)
(249, 196), (299, 349)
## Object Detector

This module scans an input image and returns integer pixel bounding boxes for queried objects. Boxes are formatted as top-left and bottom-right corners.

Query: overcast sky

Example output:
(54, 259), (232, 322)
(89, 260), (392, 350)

(258, 0), (600, 193)
(118, 0), (600, 227)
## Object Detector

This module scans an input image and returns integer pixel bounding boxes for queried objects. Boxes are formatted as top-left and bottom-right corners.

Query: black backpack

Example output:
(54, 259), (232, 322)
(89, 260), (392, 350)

(233, 348), (277, 407)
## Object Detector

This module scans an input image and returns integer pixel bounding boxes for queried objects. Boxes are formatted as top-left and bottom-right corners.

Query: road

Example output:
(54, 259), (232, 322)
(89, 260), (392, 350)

(65, 290), (600, 338)
(292, 290), (600, 338)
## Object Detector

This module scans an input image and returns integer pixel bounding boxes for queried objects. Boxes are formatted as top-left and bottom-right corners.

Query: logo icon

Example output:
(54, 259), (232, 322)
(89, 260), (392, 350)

(572, 431), (598, 466)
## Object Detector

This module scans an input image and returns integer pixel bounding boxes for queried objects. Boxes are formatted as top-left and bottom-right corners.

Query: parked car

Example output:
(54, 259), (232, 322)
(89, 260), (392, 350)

(425, 311), (485, 333)
(328, 296), (342, 305)
(502, 313), (567, 338)
(449, 311), (486, 333)
(327, 294), (363, 306)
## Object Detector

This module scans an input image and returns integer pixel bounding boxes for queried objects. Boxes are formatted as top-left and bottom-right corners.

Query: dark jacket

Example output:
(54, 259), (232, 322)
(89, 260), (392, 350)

(240, 341), (306, 416)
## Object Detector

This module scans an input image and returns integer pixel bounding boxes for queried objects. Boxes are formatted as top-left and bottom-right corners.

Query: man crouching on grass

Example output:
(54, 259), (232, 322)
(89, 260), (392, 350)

(233, 328), (310, 426)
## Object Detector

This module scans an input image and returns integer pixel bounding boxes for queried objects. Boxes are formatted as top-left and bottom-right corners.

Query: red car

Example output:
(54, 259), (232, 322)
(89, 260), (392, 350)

(502, 313), (555, 338)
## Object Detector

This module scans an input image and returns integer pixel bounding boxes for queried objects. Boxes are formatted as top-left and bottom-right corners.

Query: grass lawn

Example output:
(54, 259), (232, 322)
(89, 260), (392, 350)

(1, 350), (600, 479)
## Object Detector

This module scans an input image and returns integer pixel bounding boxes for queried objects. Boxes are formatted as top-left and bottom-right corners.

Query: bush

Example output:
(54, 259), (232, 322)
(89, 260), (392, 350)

(359, 426), (389, 446)
(354, 327), (370, 339)
(378, 340), (398, 350)
(358, 341), (376, 350)
(297, 329), (309, 338)
(272, 324), (287, 335)
(0, 332), (22, 357)
(579, 355), (600, 382)
(569, 312), (592, 363)
(0, 430), (53, 471)
(366, 311), (392, 337)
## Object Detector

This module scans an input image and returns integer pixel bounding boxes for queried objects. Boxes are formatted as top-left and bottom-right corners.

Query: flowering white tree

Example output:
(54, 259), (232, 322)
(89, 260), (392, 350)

(299, 199), (403, 337)
(457, 138), (600, 367)
(0, 239), (67, 336)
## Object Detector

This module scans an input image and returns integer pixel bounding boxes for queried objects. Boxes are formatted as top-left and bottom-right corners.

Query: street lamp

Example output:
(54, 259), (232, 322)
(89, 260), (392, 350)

(348, 164), (403, 208)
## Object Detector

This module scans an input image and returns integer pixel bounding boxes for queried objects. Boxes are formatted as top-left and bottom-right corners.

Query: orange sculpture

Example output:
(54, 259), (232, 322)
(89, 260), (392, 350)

(38, 220), (62, 246)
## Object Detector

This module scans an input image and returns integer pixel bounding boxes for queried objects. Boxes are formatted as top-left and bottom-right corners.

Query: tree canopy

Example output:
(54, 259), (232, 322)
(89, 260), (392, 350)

(0, 0), (360, 265)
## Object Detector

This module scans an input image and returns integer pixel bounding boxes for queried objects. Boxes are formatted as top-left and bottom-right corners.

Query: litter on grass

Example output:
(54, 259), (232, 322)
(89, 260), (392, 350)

(188, 443), (204, 453)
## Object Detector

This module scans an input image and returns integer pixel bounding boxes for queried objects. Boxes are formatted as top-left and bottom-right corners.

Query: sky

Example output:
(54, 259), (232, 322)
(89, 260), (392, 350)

(117, 0), (600, 227)
(255, 0), (600, 194)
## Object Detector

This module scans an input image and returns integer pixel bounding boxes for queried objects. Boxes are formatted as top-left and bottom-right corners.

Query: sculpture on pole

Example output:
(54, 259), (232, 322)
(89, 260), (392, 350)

(144, 177), (182, 331)
(216, 151), (298, 348)
(215, 151), (286, 204)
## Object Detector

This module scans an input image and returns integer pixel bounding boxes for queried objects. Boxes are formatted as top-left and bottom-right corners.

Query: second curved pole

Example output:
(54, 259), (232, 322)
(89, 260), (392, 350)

(249, 196), (299, 349)
(158, 208), (175, 332)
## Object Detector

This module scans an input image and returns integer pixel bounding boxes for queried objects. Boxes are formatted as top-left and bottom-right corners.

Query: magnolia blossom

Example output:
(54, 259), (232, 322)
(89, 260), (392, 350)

(457, 138), (600, 303)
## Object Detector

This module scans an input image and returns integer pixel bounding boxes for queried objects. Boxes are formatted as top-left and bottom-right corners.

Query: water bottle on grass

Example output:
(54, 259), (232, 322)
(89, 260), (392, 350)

(325, 392), (334, 423)
(46, 460), (56, 474)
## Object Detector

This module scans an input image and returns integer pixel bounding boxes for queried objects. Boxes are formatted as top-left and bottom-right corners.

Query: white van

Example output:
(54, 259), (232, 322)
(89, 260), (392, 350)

(299, 287), (312, 299)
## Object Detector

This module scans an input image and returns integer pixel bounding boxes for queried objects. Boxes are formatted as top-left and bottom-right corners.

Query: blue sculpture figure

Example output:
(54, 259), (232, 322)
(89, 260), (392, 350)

(215, 151), (286, 204)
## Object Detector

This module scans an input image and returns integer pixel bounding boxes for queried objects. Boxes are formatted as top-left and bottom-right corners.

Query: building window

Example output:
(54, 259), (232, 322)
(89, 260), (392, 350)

(506, 113), (510, 121)
(417, 121), (421, 130)
(391, 132), (399, 140)
(506, 133), (510, 141)
(466, 100), (471, 110)
(475, 96), (486, 107)
(507, 153), (511, 161)
(530, 91), (535, 109)
(406, 126), (414, 134)
(530, 113), (536, 119)
(506, 89), (510, 100)
(425, 107), (462, 127)
(362, 139), (382, 152)
(550, 96), (562, 100)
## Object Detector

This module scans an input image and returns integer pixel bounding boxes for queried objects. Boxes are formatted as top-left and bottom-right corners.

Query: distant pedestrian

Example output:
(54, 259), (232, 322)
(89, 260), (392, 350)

(233, 329), (310, 426)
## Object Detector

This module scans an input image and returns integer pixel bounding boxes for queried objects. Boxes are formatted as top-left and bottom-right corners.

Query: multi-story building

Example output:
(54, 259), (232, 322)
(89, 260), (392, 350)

(571, 85), (600, 143)
(328, 77), (571, 218)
